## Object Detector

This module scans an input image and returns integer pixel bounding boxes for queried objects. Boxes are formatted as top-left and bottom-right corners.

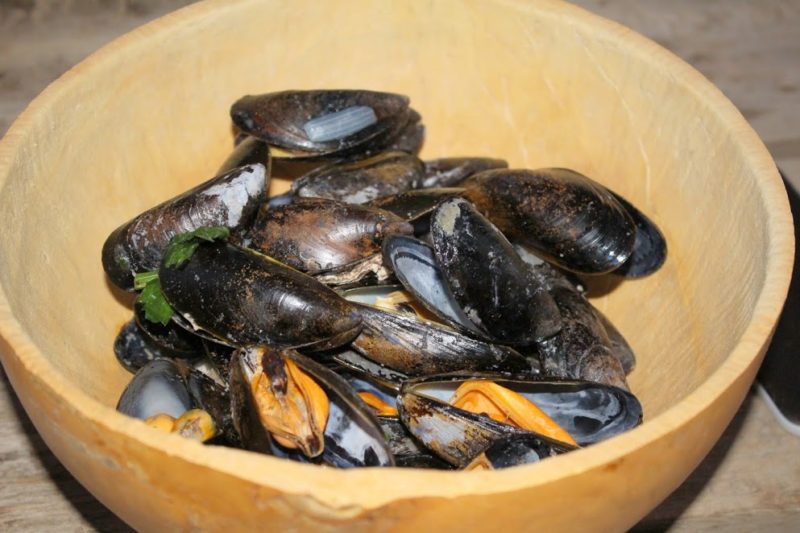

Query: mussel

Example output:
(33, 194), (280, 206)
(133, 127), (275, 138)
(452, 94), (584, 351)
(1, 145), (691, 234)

(463, 168), (636, 274)
(158, 241), (362, 350)
(398, 373), (641, 466)
(248, 197), (413, 274)
(291, 151), (425, 204)
(429, 197), (562, 344)
(421, 157), (508, 188)
(230, 346), (394, 467)
(102, 164), (267, 290)
(230, 89), (411, 159)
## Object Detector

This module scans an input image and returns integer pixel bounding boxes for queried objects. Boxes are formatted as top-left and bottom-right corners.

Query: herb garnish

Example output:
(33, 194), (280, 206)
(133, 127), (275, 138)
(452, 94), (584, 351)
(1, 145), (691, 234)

(133, 226), (230, 325)
(164, 226), (230, 268)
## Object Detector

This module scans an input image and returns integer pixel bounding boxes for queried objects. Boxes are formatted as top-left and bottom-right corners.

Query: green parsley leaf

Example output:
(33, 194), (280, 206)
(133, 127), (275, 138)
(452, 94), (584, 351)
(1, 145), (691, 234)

(133, 270), (159, 290)
(164, 226), (230, 268)
(136, 277), (174, 326)
(164, 240), (200, 268)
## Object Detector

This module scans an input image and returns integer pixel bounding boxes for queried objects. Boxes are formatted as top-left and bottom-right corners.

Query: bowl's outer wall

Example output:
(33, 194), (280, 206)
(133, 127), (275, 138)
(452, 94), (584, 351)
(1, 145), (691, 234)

(0, 0), (792, 531)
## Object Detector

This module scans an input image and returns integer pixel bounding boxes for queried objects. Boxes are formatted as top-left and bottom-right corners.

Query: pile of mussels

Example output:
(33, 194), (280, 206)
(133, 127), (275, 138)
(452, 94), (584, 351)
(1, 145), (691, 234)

(103, 89), (665, 470)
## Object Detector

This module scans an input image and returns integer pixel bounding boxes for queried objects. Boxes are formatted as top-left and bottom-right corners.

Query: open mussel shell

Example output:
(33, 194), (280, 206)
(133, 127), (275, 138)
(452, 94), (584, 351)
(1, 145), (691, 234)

(289, 352), (395, 468)
(186, 365), (239, 446)
(462, 168), (636, 274)
(291, 151), (425, 204)
(216, 136), (271, 176)
(230, 89), (410, 159)
(369, 188), (465, 235)
(102, 164), (267, 290)
(397, 375), (577, 468)
(230, 347), (394, 467)
(248, 197), (413, 274)
(430, 197), (562, 344)
(401, 373), (641, 449)
(117, 359), (193, 420)
(532, 263), (630, 389)
(347, 302), (531, 377)
(611, 193), (667, 278)
(422, 157), (508, 188)
(382, 235), (488, 338)
(465, 433), (563, 470)
(159, 242), (362, 350)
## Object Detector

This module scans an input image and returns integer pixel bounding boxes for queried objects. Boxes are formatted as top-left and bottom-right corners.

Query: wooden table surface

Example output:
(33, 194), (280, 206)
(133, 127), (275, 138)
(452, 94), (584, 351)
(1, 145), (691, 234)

(1, 1), (798, 531)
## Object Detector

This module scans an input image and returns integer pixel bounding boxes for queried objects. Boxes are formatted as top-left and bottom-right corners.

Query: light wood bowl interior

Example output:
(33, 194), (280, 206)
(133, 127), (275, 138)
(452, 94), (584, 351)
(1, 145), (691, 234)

(0, 0), (793, 530)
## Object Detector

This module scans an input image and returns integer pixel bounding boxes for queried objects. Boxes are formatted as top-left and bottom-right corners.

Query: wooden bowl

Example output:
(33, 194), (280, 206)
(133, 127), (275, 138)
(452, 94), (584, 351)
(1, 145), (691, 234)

(0, 0), (793, 530)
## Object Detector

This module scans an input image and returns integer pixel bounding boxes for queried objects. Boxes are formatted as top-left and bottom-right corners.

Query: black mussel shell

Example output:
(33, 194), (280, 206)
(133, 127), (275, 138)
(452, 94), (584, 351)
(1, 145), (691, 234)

(348, 303), (530, 377)
(386, 108), (425, 155)
(134, 301), (204, 359)
(430, 197), (562, 344)
(378, 416), (453, 469)
(369, 188), (465, 235)
(102, 164), (267, 290)
(267, 191), (295, 210)
(114, 319), (169, 373)
(462, 168), (636, 274)
(330, 348), (408, 391)
(230, 90), (410, 158)
(117, 359), (193, 420)
(466, 433), (564, 470)
(186, 366), (238, 446)
(595, 308), (636, 375)
(228, 349), (272, 454)
(381, 235), (487, 338)
(159, 242), (362, 350)
(611, 193), (667, 278)
(532, 263), (630, 389)
(249, 197), (413, 274)
(422, 157), (508, 188)
(217, 136), (271, 176)
(291, 151), (425, 204)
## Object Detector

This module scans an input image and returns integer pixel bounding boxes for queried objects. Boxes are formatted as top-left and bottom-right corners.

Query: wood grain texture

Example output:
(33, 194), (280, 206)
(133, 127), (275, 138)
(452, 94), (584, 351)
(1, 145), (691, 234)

(0, 0), (796, 529)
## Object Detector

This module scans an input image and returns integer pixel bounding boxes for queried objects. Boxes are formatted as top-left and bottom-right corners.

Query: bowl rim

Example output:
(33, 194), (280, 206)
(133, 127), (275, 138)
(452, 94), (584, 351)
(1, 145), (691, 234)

(0, 0), (794, 511)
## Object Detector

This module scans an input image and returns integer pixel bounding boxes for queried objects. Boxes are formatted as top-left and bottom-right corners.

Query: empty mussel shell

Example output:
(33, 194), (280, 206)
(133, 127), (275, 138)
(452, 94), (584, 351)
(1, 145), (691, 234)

(230, 89), (410, 159)
(159, 242), (362, 350)
(291, 151), (425, 204)
(430, 197), (562, 344)
(382, 235), (487, 338)
(117, 359), (193, 420)
(462, 168), (636, 274)
(422, 157), (508, 188)
(248, 197), (413, 274)
(102, 164), (267, 290)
